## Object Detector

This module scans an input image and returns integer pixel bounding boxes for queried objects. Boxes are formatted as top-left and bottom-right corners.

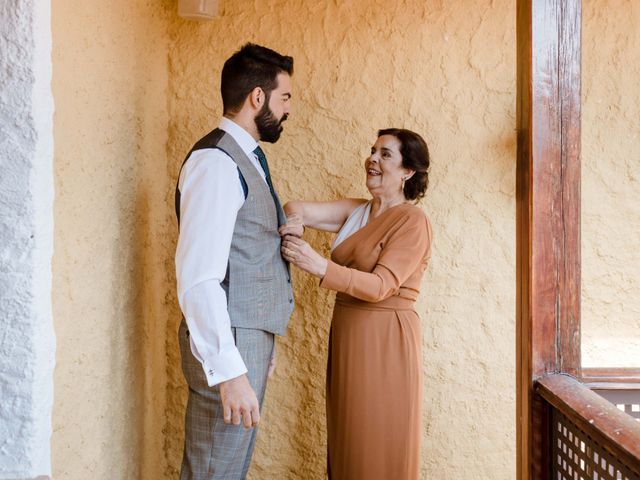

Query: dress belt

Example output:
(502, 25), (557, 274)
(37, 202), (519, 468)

(335, 292), (416, 311)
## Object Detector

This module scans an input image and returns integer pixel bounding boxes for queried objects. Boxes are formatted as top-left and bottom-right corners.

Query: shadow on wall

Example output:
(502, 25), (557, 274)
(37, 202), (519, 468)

(102, 172), (149, 477)
(161, 162), (186, 478)
(130, 187), (151, 477)
(102, 167), (179, 478)
(134, 154), (184, 477)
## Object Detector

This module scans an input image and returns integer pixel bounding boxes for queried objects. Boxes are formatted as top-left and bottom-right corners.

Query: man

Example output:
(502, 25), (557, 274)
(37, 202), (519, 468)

(175, 43), (294, 480)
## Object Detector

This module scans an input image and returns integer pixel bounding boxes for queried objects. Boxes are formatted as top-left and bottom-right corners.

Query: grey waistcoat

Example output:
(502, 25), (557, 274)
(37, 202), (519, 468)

(176, 129), (294, 336)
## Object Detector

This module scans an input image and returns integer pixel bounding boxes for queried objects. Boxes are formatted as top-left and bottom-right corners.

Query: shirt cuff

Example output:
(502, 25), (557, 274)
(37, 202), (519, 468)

(201, 346), (248, 387)
(319, 260), (351, 293)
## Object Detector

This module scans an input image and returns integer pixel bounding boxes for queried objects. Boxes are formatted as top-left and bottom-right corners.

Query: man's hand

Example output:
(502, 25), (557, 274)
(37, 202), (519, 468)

(219, 374), (260, 428)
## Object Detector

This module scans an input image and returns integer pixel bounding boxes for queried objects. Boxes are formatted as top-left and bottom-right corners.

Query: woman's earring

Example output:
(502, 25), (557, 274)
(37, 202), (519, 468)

(401, 177), (406, 191)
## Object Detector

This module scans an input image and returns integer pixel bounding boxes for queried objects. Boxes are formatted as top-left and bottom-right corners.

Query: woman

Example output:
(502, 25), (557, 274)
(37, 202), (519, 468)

(280, 128), (433, 480)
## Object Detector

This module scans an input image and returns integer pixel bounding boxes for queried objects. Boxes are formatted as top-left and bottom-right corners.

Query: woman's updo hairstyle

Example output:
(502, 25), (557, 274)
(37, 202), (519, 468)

(378, 128), (430, 202)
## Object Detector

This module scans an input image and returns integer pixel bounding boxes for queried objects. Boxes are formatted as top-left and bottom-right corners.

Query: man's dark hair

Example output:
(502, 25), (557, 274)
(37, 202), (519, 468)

(378, 128), (431, 202)
(221, 43), (294, 115)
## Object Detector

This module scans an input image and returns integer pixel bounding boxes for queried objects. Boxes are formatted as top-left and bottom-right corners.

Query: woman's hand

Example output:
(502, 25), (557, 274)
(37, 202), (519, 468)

(279, 213), (304, 238)
(281, 235), (328, 278)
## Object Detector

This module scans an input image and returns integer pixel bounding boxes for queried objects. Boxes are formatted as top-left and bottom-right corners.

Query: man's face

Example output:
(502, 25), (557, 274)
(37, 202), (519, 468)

(256, 73), (292, 143)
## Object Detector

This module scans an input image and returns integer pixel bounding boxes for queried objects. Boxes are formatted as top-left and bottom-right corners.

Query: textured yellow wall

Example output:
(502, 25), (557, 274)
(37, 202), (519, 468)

(165, 1), (516, 478)
(48, 0), (640, 477)
(582, 0), (640, 368)
(51, 1), (173, 478)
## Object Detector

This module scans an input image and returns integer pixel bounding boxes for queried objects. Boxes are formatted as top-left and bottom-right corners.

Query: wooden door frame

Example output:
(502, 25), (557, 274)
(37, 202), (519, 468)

(516, 1), (582, 478)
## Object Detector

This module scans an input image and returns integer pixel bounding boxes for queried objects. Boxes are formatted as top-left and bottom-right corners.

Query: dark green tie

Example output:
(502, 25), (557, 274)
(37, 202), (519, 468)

(253, 146), (284, 224)
(253, 146), (275, 194)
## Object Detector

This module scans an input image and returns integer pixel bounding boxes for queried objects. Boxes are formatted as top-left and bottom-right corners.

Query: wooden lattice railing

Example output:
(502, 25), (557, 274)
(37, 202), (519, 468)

(536, 374), (640, 479)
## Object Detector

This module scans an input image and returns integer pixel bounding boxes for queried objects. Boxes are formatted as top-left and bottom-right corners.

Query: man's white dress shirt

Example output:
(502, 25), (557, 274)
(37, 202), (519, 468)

(176, 118), (268, 387)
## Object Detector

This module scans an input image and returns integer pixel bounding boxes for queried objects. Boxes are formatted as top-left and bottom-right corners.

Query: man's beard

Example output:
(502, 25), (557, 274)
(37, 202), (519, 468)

(255, 101), (288, 143)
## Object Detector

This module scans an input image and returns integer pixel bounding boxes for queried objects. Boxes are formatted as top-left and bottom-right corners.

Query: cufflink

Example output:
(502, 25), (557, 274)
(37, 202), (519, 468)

(208, 369), (215, 376)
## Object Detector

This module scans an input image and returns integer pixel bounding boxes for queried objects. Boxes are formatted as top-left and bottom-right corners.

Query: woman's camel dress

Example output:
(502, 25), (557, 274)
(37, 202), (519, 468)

(320, 203), (432, 480)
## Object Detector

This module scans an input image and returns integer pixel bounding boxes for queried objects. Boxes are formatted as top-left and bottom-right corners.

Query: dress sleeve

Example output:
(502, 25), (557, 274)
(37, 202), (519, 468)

(319, 212), (431, 302)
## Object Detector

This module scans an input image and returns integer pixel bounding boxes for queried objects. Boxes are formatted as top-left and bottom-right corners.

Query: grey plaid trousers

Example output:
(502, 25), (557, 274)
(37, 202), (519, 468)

(179, 319), (274, 480)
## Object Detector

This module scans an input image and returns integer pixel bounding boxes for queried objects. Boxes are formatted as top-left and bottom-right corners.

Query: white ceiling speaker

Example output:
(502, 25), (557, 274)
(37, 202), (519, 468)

(178, 0), (218, 21)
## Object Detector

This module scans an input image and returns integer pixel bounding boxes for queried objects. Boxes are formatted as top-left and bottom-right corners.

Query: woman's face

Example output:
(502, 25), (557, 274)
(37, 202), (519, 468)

(365, 135), (411, 199)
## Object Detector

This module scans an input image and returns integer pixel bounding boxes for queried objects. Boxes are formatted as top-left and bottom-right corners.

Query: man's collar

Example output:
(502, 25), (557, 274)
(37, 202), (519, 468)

(219, 117), (259, 157)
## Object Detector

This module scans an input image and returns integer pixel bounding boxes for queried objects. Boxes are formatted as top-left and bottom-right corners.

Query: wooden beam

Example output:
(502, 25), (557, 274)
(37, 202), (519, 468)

(582, 368), (640, 385)
(516, 1), (582, 478)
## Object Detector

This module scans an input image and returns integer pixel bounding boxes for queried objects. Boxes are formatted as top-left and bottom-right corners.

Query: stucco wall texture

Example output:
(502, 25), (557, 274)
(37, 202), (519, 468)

(581, 0), (640, 368)
(48, 0), (640, 478)
(51, 1), (173, 478)
(49, 0), (518, 478)
(165, 1), (516, 479)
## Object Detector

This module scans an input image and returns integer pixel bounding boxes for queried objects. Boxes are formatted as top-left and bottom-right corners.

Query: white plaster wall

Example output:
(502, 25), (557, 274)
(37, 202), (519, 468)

(0, 0), (55, 478)
(582, 0), (640, 368)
